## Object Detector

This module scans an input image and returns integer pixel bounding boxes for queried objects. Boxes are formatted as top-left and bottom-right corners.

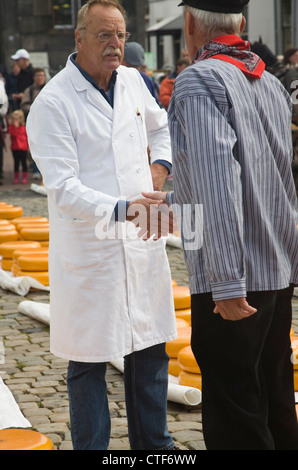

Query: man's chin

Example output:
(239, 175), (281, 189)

(103, 57), (121, 69)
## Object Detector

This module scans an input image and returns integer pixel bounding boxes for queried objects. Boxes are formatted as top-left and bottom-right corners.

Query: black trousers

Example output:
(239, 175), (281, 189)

(12, 150), (27, 173)
(191, 286), (298, 450)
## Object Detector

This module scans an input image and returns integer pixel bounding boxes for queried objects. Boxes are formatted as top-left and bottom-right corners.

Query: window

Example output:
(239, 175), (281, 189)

(52, 0), (75, 28)
(280, 0), (292, 51)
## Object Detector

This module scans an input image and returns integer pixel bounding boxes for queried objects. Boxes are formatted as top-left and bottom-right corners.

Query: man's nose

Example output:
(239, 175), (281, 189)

(109, 33), (122, 47)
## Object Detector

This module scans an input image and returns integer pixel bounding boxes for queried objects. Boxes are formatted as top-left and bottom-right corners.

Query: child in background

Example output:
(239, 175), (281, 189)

(7, 109), (28, 184)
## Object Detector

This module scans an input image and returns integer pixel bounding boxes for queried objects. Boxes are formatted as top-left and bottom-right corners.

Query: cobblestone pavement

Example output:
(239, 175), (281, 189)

(0, 185), (297, 450)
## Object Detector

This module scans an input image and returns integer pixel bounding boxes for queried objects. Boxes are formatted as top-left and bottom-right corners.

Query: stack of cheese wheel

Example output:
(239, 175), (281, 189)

(0, 240), (41, 271)
(178, 346), (202, 390)
(168, 318), (190, 376)
(176, 331), (298, 392)
(0, 205), (21, 244)
(12, 216), (49, 247)
(173, 284), (191, 325)
(11, 245), (49, 286)
(0, 219), (19, 245)
(0, 203), (23, 220)
(166, 284), (192, 376)
(291, 336), (298, 391)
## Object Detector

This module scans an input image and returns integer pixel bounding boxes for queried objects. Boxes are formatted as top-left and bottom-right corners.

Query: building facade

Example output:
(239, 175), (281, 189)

(0, 0), (297, 76)
(0, 0), (147, 76)
(147, 0), (298, 70)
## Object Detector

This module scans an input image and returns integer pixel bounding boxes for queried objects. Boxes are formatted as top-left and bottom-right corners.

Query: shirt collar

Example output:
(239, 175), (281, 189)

(70, 52), (117, 106)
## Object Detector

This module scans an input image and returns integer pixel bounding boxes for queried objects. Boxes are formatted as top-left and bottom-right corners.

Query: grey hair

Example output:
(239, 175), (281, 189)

(77, 0), (126, 31)
(187, 6), (243, 38)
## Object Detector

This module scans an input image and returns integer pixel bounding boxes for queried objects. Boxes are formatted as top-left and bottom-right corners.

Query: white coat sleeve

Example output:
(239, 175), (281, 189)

(26, 94), (119, 223)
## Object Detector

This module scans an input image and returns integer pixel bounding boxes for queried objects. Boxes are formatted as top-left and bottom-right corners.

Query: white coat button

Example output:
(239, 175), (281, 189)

(136, 168), (141, 174)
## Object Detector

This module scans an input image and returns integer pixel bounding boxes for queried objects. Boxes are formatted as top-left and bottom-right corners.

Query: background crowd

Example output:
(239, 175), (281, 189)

(0, 39), (297, 191)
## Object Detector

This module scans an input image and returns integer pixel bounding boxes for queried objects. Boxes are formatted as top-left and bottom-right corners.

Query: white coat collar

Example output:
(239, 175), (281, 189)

(66, 54), (126, 120)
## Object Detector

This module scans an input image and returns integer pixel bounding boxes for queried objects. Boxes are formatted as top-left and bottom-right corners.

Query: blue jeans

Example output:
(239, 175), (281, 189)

(67, 343), (175, 450)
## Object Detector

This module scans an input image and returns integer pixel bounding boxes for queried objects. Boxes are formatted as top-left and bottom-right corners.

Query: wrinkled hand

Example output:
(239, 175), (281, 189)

(150, 163), (169, 191)
(126, 197), (176, 240)
(142, 191), (168, 205)
(214, 297), (257, 321)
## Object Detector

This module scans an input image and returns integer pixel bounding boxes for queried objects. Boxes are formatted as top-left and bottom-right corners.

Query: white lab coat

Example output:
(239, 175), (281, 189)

(26, 56), (176, 362)
(0, 80), (8, 118)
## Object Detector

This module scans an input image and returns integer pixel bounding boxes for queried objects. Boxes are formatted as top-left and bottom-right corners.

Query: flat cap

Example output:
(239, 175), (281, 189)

(124, 42), (145, 67)
(178, 0), (250, 13)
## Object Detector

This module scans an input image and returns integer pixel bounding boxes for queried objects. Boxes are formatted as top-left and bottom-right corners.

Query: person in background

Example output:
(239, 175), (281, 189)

(180, 48), (190, 60)
(11, 49), (34, 108)
(6, 63), (20, 112)
(145, 0), (298, 450)
(26, 0), (177, 451)
(7, 109), (29, 184)
(21, 67), (47, 180)
(123, 41), (160, 105)
(0, 76), (8, 184)
(21, 67), (47, 117)
(159, 57), (190, 110)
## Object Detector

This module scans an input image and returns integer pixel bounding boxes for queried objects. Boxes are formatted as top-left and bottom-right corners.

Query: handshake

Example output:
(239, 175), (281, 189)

(126, 191), (177, 241)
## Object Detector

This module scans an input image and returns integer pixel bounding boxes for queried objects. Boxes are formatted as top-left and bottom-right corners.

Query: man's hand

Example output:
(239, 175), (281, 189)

(12, 92), (24, 101)
(150, 163), (169, 191)
(126, 197), (176, 240)
(142, 191), (168, 205)
(214, 297), (257, 321)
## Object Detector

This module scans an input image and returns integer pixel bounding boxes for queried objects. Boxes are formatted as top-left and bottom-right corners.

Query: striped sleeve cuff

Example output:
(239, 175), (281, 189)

(211, 278), (247, 301)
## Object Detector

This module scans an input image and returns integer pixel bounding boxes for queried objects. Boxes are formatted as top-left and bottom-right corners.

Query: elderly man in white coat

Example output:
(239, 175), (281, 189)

(26, 0), (177, 451)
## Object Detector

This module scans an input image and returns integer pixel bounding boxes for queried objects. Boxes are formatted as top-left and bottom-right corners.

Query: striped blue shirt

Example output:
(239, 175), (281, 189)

(168, 59), (298, 300)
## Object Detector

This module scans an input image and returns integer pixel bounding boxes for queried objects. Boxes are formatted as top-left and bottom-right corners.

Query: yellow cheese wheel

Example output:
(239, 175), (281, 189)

(178, 346), (201, 374)
(294, 371), (298, 391)
(11, 263), (20, 276)
(0, 224), (19, 231)
(1, 258), (13, 270)
(0, 429), (54, 450)
(0, 219), (10, 226)
(39, 241), (49, 247)
(0, 206), (23, 219)
(291, 337), (298, 371)
(173, 285), (191, 310)
(13, 247), (48, 261)
(175, 308), (191, 324)
(176, 318), (190, 328)
(16, 270), (49, 286)
(16, 222), (49, 232)
(11, 216), (48, 228)
(172, 279), (177, 287)
(17, 255), (48, 272)
(0, 240), (41, 258)
(179, 370), (202, 390)
(20, 227), (49, 241)
(0, 231), (19, 243)
(290, 328), (295, 336)
(166, 327), (191, 358)
(169, 358), (182, 377)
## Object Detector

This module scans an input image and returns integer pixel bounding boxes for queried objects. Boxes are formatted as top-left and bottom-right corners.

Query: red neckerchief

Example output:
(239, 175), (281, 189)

(194, 34), (265, 79)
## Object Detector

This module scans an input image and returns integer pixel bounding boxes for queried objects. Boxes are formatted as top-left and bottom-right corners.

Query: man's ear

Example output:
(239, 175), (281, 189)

(240, 16), (246, 34)
(185, 10), (195, 37)
(75, 29), (83, 49)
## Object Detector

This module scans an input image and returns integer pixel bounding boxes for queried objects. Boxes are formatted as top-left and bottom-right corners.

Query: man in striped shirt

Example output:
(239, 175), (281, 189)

(146, 0), (298, 450)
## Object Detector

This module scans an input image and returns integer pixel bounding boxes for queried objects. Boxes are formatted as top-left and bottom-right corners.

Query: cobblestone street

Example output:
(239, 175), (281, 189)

(0, 184), (297, 450)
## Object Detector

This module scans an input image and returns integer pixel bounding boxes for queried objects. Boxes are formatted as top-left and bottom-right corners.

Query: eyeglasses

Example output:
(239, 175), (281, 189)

(81, 29), (131, 43)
